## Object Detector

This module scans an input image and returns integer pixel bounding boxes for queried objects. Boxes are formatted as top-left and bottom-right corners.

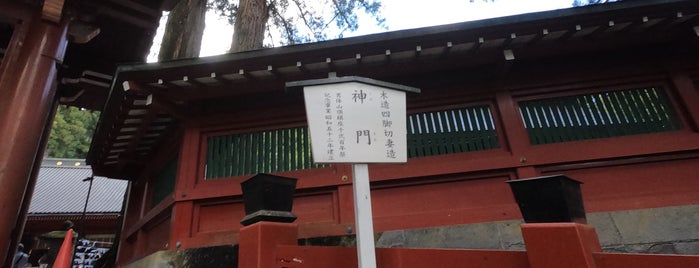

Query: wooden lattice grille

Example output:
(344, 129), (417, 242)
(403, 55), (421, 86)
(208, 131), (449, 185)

(205, 106), (501, 179)
(151, 158), (177, 207)
(407, 106), (499, 157)
(518, 86), (680, 145)
(205, 127), (325, 179)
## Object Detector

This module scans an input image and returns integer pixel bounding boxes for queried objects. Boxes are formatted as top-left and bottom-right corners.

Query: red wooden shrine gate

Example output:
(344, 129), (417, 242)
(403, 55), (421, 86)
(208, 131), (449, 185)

(81, 1), (699, 266)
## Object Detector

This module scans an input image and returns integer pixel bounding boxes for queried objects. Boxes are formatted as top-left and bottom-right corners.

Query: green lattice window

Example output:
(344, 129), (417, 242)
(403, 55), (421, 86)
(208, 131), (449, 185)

(407, 106), (499, 157)
(205, 106), (500, 179)
(205, 127), (326, 179)
(151, 158), (177, 208)
(519, 86), (680, 145)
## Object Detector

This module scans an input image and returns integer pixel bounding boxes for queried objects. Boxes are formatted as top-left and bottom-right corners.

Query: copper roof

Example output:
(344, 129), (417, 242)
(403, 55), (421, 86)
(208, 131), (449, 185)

(28, 158), (128, 214)
(87, 0), (699, 178)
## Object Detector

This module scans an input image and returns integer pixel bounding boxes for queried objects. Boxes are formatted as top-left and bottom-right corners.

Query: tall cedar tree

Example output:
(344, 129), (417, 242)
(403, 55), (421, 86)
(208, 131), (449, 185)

(158, 0), (608, 58)
(158, 0), (384, 58)
(224, 0), (385, 52)
(159, 0), (208, 60)
(230, 0), (268, 52)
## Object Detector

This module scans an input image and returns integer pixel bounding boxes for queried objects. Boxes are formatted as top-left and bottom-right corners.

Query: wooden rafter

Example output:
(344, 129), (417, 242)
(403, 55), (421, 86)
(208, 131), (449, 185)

(42, 0), (65, 23)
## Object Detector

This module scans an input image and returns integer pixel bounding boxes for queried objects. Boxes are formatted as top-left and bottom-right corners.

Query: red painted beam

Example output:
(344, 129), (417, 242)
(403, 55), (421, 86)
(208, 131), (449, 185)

(276, 246), (530, 268)
(0, 16), (69, 263)
(670, 73), (699, 131)
(238, 221), (530, 268)
(521, 223), (602, 268)
(234, 217), (699, 268)
(593, 252), (699, 268)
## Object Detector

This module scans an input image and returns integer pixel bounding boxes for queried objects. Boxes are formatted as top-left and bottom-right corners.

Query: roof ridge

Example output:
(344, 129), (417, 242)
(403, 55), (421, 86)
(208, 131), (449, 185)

(42, 158), (90, 168)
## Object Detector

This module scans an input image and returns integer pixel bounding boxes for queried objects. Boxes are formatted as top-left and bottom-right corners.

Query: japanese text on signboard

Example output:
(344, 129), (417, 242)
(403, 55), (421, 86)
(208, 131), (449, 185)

(304, 82), (407, 163)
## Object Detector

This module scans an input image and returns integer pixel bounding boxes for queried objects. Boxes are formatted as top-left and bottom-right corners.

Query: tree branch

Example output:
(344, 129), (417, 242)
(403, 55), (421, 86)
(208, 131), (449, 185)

(268, 1), (296, 44)
(291, 0), (317, 39)
(331, 0), (354, 31)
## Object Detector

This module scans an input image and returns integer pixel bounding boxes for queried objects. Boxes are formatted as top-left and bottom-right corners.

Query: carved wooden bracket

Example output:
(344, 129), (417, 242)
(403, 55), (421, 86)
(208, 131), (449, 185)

(42, 0), (65, 23)
(68, 21), (101, 44)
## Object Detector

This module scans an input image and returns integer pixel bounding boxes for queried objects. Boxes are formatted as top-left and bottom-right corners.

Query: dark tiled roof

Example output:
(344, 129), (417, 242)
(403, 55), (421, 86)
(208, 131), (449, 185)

(28, 158), (128, 214)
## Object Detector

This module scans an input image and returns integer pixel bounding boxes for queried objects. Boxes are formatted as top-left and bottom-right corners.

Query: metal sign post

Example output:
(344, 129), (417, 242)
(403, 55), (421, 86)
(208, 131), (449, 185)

(289, 76), (419, 268)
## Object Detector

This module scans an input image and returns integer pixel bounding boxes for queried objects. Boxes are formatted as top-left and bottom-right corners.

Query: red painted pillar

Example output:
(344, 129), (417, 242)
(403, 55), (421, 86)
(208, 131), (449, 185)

(238, 222), (298, 268)
(2, 99), (59, 268)
(168, 128), (198, 250)
(521, 223), (602, 268)
(0, 15), (69, 264)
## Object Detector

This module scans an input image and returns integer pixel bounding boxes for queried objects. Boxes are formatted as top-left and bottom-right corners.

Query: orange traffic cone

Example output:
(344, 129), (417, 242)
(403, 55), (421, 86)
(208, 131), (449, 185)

(52, 228), (74, 268)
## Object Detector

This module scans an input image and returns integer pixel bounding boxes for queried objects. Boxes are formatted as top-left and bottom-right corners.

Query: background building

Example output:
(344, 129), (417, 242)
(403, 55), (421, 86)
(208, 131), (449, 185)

(23, 158), (127, 267)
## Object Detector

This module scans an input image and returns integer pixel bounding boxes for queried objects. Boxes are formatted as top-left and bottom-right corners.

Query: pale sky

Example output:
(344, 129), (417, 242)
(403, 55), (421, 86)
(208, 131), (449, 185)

(148, 0), (575, 61)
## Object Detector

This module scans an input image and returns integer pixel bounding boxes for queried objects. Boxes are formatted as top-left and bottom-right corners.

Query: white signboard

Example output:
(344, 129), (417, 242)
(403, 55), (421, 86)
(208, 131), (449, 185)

(292, 76), (419, 268)
(304, 81), (407, 163)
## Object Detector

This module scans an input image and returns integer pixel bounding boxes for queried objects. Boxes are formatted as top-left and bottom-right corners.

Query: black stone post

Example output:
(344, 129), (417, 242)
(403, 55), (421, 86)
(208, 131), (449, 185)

(507, 175), (587, 223)
(240, 174), (298, 226)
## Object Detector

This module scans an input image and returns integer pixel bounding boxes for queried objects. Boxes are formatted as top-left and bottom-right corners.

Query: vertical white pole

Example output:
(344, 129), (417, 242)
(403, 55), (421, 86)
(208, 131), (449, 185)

(352, 163), (377, 268)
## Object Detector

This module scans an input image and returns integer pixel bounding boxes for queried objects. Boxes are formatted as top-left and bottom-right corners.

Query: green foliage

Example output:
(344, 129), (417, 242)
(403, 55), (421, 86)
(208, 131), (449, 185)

(46, 105), (100, 158)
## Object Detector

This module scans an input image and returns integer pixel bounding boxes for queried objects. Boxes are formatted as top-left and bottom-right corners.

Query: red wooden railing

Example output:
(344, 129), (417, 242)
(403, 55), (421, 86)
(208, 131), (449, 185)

(238, 222), (699, 268)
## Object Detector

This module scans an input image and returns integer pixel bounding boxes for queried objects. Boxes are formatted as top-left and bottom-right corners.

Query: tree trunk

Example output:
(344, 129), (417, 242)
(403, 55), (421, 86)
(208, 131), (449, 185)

(158, 0), (207, 61)
(230, 0), (269, 53)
